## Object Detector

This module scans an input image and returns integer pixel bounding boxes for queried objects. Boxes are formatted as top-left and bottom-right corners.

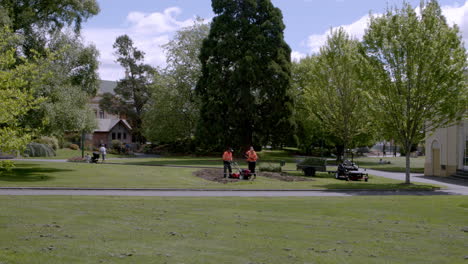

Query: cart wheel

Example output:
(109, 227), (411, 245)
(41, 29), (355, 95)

(345, 177), (349, 181)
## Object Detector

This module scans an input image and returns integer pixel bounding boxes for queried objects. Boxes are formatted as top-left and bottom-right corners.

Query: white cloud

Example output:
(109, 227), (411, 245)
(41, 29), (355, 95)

(83, 7), (197, 81)
(306, 1), (468, 55)
(127, 7), (194, 34)
(291, 50), (307, 62)
(306, 14), (371, 54)
(441, 1), (468, 45)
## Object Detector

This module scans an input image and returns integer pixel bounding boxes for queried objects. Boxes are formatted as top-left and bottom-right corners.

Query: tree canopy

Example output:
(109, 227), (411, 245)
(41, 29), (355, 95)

(143, 19), (209, 144)
(0, 28), (45, 154)
(363, 0), (467, 183)
(100, 35), (156, 143)
(0, 0), (99, 57)
(303, 28), (374, 160)
(196, 0), (295, 151)
(0, 0), (100, 138)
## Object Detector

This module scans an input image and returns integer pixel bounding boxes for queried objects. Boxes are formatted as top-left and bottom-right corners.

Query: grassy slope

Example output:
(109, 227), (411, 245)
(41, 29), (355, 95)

(20, 149), (426, 173)
(353, 156), (425, 173)
(0, 196), (466, 264)
(22, 148), (130, 160)
(0, 161), (438, 190)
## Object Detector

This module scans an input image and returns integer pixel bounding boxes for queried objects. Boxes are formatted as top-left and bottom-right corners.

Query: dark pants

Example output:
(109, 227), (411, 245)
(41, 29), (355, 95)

(248, 162), (256, 176)
(223, 161), (232, 178)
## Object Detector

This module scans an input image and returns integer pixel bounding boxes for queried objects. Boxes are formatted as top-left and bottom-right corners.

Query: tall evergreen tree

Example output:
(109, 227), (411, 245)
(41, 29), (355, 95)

(196, 0), (294, 151)
(100, 35), (156, 144)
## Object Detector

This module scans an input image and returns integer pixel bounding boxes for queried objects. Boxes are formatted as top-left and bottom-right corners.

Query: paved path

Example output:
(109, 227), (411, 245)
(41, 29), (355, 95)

(365, 169), (468, 195)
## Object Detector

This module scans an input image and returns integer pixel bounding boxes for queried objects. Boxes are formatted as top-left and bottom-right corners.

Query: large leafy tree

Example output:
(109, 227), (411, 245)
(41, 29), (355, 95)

(363, 0), (467, 183)
(100, 35), (156, 143)
(292, 56), (346, 156)
(0, 28), (45, 155)
(37, 32), (98, 136)
(196, 0), (295, 151)
(143, 19), (209, 143)
(0, 0), (100, 137)
(0, 0), (99, 57)
(305, 29), (373, 160)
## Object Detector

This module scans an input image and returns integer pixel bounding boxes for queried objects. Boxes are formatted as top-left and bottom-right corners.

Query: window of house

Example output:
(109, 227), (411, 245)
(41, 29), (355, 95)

(117, 133), (121, 139)
(123, 133), (127, 140)
(112, 133), (116, 140)
(99, 110), (105, 119)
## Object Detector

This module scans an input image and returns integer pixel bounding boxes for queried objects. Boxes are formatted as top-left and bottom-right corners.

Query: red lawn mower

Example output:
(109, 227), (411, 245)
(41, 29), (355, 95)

(230, 162), (252, 180)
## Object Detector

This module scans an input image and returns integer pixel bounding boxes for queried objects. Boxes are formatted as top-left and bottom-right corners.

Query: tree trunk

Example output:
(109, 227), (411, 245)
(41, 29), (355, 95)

(81, 130), (85, 158)
(336, 145), (344, 162)
(404, 143), (411, 184)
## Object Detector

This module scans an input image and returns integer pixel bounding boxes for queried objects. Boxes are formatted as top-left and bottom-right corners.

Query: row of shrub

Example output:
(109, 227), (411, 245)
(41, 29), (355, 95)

(24, 143), (56, 157)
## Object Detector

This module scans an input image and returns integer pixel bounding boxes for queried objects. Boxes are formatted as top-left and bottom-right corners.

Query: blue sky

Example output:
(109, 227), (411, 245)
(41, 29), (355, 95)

(82, 0), (468, 80)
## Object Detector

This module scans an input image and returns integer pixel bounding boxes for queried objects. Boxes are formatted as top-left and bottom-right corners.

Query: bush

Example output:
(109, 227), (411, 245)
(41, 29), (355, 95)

(0, 160), (15, 173)
(111, 140), (122, 150)
(64, 133), (80, 143)
(35, 136), (59, 151)
(84, 143), (94, 151)
(111, 140), (125, 154)
(297, 157), (327, 167)
(24, 143), (56, 157)
(62, 141), (73, 149)
(69, 144), (79, 150)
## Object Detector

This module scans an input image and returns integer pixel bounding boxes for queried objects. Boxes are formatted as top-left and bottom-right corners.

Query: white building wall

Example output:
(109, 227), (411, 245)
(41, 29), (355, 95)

(425, 120), (467, 176)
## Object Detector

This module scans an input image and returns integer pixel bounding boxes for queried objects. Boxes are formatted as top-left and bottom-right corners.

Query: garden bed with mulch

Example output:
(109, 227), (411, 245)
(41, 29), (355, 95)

(193, 168), (312, 183)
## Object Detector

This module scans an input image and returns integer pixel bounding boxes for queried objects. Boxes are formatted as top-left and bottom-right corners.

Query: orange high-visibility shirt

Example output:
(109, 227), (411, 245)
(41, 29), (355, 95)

(223, 151), (233, 161)
(246, 150), (258, 162)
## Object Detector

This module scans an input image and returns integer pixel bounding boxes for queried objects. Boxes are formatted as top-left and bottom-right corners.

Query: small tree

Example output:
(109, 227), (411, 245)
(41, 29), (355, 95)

(363, 0), (467, 183)
(305, 29), (373, 161)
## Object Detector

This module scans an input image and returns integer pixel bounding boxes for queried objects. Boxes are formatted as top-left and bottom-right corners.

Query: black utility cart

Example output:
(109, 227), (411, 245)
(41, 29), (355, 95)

(297, 158), (327, 176)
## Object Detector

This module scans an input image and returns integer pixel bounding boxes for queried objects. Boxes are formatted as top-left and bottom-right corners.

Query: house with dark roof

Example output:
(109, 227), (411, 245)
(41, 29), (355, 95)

(86, 80), (133, 147)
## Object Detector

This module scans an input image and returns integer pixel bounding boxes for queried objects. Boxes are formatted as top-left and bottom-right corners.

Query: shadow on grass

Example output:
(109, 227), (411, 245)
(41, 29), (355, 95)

(0, 164), (72, 182)
(354, 161), (424, 173)
(112, 159), (291, 168)
(287, 171), (335, 179)
(418, 176), (468, 187)
(111, 159), (221, 167)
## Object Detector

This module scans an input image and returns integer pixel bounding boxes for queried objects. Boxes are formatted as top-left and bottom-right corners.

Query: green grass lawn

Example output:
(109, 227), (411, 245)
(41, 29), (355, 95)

(0, 196), (466, 264)
(20, 149), (426, 174)
(353, 156), (425, 173)
(0, 161), (439, 190)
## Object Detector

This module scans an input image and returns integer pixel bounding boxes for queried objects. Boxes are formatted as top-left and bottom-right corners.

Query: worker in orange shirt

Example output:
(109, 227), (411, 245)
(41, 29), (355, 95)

(222, 147), (233, 178)
(245, 146), (258, 179)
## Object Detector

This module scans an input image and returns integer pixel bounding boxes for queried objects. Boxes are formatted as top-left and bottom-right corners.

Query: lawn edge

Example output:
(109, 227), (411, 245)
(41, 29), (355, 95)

(0, 187), (441, 191)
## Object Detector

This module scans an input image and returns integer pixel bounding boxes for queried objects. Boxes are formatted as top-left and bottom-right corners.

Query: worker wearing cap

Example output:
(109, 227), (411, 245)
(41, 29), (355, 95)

(246, 146), (258, 179)
(222, 148), (233, 178)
